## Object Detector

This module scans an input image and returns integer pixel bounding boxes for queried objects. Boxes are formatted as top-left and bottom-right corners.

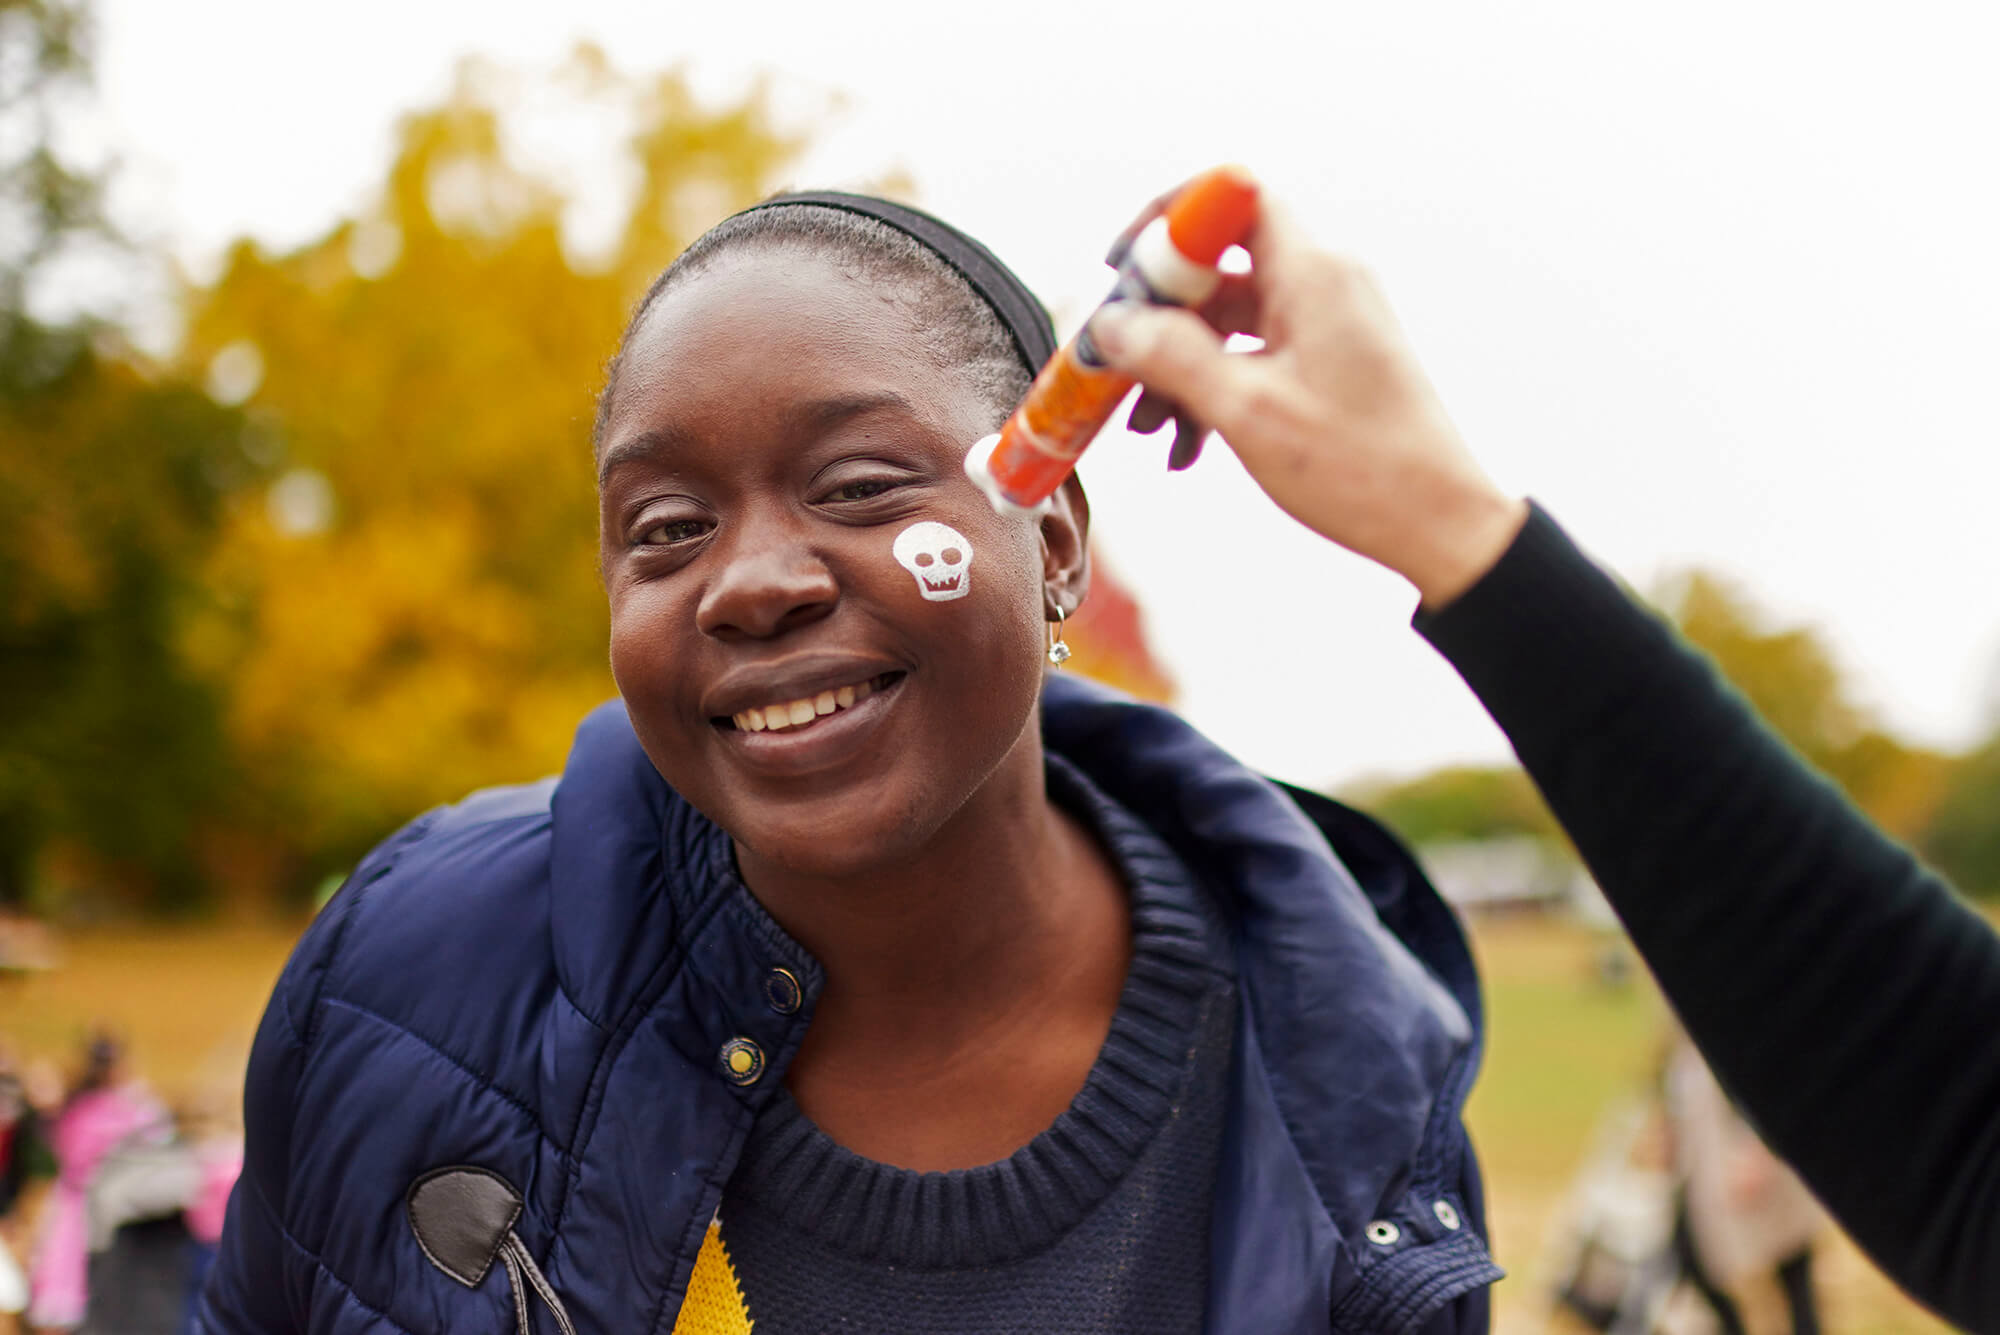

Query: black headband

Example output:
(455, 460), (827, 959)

(738, 191), (1058, 376)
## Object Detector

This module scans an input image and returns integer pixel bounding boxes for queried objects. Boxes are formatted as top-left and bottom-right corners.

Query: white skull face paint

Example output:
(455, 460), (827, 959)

(892, 521), (973, 602)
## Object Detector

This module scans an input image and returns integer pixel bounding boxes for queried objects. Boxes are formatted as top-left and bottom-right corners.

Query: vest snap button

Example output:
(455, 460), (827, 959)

(1433, 1199), (1461, 1231)
(764, 966), (802, 1016)
(718, 1037), (765, 1086)
(1365, 1220), (1400, 1246)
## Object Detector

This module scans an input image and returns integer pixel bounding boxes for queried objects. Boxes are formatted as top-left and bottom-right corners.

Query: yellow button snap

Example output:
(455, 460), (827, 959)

(718, 1037), (765, 1087)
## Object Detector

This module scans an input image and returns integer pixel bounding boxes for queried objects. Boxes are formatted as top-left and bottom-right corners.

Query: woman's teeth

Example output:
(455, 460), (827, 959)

(732, 678), (877, 733)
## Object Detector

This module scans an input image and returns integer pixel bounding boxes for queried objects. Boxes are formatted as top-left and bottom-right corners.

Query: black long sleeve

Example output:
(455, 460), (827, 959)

(1416, 503), (2000, 1332)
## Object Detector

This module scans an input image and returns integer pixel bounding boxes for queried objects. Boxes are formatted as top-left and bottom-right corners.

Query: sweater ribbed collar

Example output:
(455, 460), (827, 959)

(724, 755), (1232, 1268)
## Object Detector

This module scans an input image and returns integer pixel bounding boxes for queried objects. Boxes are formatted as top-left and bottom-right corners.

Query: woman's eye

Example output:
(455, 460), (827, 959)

(831, 478), (899, 502)
(637, 518), (708, 545)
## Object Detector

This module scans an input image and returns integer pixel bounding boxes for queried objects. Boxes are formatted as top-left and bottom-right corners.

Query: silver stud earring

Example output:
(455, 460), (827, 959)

(1047, 605), (1071, 667)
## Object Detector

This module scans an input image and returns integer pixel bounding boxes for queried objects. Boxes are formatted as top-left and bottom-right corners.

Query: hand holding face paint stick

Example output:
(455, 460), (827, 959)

(963, 166), (1262, 515)
(1086, 184), (1528, 611)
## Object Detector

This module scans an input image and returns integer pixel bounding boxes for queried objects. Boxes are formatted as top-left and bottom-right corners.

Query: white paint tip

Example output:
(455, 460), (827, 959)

(963, 433), (1048, 518)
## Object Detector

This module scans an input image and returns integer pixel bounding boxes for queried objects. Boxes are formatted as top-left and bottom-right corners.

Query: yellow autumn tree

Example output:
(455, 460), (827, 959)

(178, 52), (803, 892)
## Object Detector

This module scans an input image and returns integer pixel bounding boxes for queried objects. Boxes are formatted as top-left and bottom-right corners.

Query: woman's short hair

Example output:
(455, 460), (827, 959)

(593, 202), (1033, 457)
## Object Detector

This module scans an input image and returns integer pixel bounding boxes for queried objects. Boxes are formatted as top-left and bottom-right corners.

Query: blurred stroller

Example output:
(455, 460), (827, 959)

(1546, 1095), (1682, 1333)
(79, 1124), (201, 1334)
(1547, 1038), (1824, 1335)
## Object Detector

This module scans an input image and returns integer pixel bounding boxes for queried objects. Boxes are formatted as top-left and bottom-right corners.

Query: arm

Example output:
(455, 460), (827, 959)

(1417, 505), (2000, 1328)
(1089, 181), (2000, 1328)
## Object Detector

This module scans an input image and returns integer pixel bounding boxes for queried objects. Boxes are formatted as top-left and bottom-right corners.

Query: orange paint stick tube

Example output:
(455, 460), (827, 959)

(965, 165), (1260, 514)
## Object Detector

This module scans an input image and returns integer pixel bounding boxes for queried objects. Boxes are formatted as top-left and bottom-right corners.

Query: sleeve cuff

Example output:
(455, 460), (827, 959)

(1412, 500), (1685, 736)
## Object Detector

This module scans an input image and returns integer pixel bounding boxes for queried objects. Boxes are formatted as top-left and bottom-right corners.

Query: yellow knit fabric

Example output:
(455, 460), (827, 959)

(672, 1216), (754, 1333)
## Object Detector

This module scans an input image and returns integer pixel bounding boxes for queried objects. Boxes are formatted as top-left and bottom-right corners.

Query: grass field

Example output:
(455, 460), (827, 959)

(0, 915), (1957, 1333)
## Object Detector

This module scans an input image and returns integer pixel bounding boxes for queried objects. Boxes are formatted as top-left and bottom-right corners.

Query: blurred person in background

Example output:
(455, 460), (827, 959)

(1663, 1034), (1823, 1335)
(1543, 1033), (1824, 1335)
(0, 1043), (41, 1323)
(25, 1035), (167, 1333)
(1088, 188), (2000, 1331)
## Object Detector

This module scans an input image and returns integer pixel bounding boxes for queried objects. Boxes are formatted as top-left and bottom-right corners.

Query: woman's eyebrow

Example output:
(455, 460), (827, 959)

(597, 426), (696, 484)
(597, 392), (921, 484)
(783, 390), (917, 438)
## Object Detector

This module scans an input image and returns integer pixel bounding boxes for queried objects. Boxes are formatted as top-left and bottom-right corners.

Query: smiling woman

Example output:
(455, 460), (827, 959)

(197, 188), (1500, 1335)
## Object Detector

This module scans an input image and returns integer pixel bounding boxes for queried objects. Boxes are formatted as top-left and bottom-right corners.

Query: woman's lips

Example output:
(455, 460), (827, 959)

(726, 671), (898, 733)
(716, 673), (907, 775)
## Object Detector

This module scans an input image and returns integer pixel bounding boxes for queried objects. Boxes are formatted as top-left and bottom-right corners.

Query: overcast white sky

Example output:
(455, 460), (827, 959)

(85, 0), (2000, 790)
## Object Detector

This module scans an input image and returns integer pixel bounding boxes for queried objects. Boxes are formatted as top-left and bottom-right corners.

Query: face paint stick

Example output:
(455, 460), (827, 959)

(964, 166), (1260, 515)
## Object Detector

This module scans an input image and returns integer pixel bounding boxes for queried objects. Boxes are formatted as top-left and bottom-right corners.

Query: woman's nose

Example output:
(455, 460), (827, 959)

(695, 522), (839, 640)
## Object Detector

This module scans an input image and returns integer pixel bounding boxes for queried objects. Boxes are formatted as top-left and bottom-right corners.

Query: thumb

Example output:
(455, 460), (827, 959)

(1090, 302), (1238, 427)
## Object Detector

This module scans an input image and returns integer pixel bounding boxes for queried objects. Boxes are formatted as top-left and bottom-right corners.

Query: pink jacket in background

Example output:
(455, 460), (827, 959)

(27, 1083), (168, 1329)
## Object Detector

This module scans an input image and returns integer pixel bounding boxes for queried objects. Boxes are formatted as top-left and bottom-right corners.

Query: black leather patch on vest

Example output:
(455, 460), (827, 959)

(406, 1165), (525, 1287)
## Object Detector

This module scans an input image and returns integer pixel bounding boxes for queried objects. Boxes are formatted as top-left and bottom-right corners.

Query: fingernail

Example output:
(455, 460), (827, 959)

(1088, 302), (1134, 358)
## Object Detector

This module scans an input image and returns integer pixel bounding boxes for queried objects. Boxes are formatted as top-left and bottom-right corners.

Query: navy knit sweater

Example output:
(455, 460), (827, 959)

(671, 756), (1238, 1334)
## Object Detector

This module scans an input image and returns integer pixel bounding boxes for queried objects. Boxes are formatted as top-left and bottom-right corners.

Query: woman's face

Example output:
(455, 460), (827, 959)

(597, 249), (1083, 878)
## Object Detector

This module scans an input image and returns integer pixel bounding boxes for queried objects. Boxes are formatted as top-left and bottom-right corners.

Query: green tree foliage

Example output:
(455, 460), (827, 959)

(1, 0), (253, 910)
(1, 361), (252, 911)
(1924, 737), (2000, 899)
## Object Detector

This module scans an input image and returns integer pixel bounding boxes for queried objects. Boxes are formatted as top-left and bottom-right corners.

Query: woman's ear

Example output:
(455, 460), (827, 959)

(1039, 474), (1092, 617)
